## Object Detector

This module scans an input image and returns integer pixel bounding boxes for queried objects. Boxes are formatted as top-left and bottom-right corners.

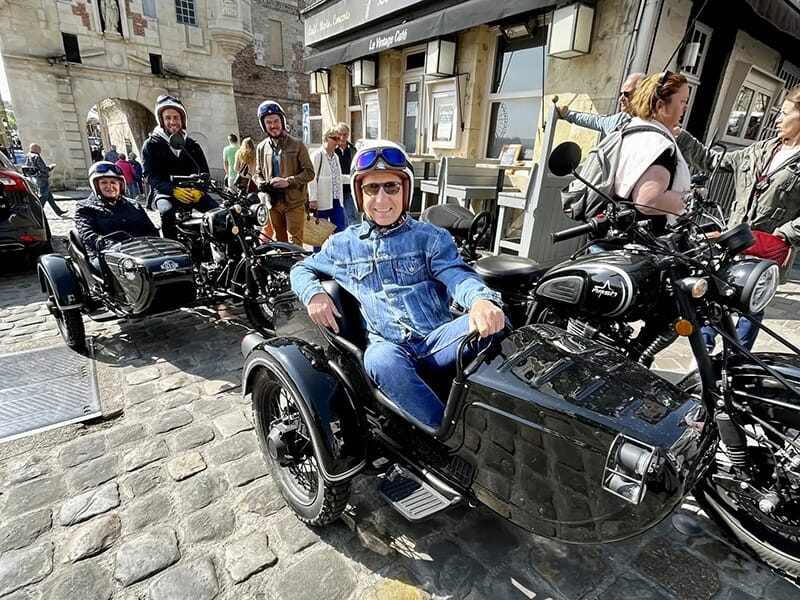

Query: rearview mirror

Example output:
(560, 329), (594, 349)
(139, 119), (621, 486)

(169, 132), (186, 150)
(548, 141), (582, 177)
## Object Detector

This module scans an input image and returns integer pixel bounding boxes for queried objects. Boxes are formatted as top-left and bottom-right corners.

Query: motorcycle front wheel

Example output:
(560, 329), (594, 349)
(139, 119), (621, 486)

(251, 369), (351, 526)
(44, 279), (86, 353)
(240, 255), (296, 336)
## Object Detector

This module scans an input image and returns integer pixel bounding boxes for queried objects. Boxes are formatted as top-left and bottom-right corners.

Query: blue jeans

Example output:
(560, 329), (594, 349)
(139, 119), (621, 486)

(701, 310), (765, 352)
(36, 176), (63, 214)
(314, 198), (346, 252)
(341, 189), (359, 226)
(363, 314), (500, 428)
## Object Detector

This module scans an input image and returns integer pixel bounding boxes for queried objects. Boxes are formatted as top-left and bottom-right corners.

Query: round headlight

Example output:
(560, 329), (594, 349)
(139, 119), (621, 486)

(254, 204), (268, 227)
(718, 258), (780, 315)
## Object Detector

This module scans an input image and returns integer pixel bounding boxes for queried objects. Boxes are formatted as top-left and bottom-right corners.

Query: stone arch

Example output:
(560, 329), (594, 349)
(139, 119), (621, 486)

(92, 98), (155, 160)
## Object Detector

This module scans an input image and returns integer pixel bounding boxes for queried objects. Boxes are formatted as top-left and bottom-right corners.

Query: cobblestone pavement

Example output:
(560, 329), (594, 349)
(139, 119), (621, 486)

(0, 195), (798, 600)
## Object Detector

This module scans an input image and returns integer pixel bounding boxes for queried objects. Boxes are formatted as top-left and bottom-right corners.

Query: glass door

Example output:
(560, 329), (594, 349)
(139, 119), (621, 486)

(402, 79), (422, 154)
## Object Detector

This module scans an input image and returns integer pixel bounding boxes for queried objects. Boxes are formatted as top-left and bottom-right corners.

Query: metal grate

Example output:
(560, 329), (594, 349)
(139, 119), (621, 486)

(0, 343), (101, 443)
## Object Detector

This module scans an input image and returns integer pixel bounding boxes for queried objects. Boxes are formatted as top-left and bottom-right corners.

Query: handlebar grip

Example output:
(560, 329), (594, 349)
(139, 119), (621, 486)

(551, 222), (594, 243)
(170, 175), (195, 183)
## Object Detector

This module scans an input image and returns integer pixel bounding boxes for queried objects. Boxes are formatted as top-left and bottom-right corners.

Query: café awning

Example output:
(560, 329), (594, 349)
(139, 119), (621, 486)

(303, 0), (552, 72)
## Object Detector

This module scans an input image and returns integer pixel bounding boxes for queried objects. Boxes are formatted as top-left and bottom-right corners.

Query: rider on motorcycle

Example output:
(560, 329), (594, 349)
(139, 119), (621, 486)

(289, 141), (506, 428)
(141, 94), (218, 239)
(75, 161), (159, 270)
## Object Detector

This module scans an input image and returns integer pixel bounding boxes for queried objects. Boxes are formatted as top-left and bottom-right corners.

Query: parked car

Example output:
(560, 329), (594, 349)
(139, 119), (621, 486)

(0, 150), (52, 266)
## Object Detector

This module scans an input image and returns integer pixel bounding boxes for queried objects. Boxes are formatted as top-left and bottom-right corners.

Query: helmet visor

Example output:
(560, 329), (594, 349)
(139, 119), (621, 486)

(156, 94), (182, 104)
(258, 102), (283, 117)
(354, 147), (408, 171)
(94, 163), (123, 176)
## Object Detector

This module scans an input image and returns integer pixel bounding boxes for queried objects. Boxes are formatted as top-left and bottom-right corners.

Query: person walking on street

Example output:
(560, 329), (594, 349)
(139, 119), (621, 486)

(103, 144), (119, 163)
(253, 100), (314, 245)
(90, 146), (103, 162)
(25, 143), (66, 217)
(308, 128), (346, 250)
(676, 83), (800, 352)
(127, 152), (144, 198)
(223, 133), (240, 188)
(233, 137), (258, 192)
(141, 94), (218, 239)
(335, 122), (360, 225)
(115, 153), (135, 193)
(557, 72), (644, 140)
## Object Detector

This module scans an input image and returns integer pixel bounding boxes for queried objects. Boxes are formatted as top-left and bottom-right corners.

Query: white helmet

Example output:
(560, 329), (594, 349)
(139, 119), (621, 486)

(154, 93), (187, 130)
(350, 141), (414, 211)
(88, 161), (126, 197)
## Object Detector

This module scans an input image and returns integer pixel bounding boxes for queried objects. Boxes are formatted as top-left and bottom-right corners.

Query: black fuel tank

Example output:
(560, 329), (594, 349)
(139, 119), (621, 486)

(534, 250), (661, 320)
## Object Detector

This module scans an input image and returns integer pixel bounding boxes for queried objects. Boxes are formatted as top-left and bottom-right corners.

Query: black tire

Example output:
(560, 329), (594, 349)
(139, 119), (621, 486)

(242, 255), (297, 336)
(694, 479), (800, 581)
(251, 369), (351, 526)
(44, 279), (86, 352)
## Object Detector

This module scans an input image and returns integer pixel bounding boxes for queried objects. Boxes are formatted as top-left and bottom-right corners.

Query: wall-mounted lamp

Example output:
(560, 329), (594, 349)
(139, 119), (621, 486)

(351, 58), (376, 88)
(547, 2), (595, 59)
(310, 68), (330, 94)
(501, 22), (534, 41)
(425, 39), (456, 77)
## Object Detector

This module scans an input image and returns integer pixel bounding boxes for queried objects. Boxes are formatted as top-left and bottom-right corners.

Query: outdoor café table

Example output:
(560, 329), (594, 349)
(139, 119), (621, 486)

(409, 155), (439, 180)
(475, 161), (533, 243)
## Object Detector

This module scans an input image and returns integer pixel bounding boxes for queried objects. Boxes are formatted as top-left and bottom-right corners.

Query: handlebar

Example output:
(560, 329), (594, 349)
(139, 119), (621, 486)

(551, 213), (610, 243)
(170, 173), (210, 184)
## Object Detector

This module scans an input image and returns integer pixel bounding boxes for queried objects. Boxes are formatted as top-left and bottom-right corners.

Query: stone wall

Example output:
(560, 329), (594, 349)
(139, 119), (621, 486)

(0, 0), (252, 188)
(231, 0), (319, 145)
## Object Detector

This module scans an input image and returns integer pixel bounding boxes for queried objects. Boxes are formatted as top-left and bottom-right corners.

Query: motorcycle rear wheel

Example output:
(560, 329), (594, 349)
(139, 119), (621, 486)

(242, 255), (296, 336)
(694, 473), (800, 581)
(251, 369), (351, 525)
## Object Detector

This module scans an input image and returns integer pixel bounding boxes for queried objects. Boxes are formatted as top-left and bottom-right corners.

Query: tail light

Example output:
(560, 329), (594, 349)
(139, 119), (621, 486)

(0, 170), (28, 192)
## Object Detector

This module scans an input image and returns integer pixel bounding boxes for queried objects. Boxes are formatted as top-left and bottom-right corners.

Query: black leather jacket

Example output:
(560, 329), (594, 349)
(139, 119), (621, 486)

(75, 193), (158, 257)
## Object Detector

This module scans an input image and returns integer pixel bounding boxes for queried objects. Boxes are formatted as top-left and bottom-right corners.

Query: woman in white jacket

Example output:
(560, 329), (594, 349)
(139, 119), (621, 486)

(308, 128), (346, 249)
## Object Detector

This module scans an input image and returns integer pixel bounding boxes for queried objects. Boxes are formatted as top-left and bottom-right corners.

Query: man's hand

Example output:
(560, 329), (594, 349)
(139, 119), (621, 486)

(307, 292), (341, 333)
(556, 105), (569, 119)
(270, 177), (290, 189)
(172, 188), (195, 204)
(469, 299), (505, 338)
(258, 181), (270, 193)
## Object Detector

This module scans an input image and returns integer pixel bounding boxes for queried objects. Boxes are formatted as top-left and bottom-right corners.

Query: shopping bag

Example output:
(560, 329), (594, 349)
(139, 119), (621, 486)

(303, 212), (337, 247)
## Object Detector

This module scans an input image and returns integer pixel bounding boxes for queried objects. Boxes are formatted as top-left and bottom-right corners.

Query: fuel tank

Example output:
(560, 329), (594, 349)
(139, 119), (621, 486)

(449, 324), (714, 543)
(534, 250), (661, 320)
(103, 236), (195, 315)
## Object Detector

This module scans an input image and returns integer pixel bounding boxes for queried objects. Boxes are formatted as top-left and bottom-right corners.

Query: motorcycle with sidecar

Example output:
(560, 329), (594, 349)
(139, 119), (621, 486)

(37, 172), (307, 352)
(240, 143), (800, 580)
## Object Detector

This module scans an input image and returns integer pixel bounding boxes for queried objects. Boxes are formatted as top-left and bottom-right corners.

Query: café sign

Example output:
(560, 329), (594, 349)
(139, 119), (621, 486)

(305, 0), (427, 45)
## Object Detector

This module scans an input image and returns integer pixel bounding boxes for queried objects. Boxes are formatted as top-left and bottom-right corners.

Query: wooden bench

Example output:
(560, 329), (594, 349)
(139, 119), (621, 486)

(418, 159), (444, 214)
(410, 157), (441, 216)
(438, 157), (515, 212)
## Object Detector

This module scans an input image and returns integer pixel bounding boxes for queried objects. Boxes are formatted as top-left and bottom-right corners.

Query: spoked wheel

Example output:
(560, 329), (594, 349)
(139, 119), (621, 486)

(242, 256), (296, 336)
(694, 462), (800, 581)
(251, 369), (351, 525)
(44, 279), (86, 353)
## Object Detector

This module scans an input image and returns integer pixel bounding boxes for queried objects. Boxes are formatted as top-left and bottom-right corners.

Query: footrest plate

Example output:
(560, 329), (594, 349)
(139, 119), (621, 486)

(377, 464), (454, 521)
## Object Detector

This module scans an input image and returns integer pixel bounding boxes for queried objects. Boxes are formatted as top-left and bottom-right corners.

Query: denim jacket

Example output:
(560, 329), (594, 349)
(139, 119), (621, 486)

(290, 217), (502, 344)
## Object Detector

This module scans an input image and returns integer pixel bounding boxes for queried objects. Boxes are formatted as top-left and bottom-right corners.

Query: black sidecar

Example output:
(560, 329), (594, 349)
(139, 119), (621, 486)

(242, 282), (715, 544)
(37, 230), (195, 351)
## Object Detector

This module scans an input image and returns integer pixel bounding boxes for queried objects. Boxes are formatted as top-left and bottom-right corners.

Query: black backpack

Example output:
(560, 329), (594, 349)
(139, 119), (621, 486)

(561, 125), (674, 222)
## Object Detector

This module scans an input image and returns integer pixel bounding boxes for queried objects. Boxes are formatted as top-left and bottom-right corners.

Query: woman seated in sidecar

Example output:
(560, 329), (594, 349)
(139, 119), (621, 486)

(75, 161), (159, 270)
(289, 141), (507, 429)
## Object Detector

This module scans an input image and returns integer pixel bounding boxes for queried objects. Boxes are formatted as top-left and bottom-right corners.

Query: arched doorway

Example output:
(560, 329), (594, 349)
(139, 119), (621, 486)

(86, 98), (156, 165)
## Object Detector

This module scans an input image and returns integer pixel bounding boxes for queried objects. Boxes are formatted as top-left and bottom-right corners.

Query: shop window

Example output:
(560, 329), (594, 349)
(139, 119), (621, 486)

(406, 51), (425, 71)
(347, 72), (362, 145)
(402, 80), (422, 154)
(362, 91), (381, 140)
(682, 23), (711, 79)
(721, 63), (783, 146)
(268, 19), (284, 67)
(142, 0), (157, 19)
(427, 79), (459, 149)
(485, 33), (546, 160)
(175, 0), (196, 26)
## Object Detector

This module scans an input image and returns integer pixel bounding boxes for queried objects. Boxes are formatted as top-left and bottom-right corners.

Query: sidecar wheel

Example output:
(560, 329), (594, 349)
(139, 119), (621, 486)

(44, 279), (86, 352)
(251, 369), (351, 526)
(243, 255), (296, 336)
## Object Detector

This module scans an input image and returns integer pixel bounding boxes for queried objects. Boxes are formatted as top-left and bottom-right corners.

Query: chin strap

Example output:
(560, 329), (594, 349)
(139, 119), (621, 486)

(359, 214), (407, 239)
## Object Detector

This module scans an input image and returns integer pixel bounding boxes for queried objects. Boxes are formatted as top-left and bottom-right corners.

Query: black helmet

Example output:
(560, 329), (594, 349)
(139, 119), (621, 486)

(350, 141), (414, 212)
(88, 161), (126, 197)
(154, 93), (187, 130)
(257, 100), (287, 132)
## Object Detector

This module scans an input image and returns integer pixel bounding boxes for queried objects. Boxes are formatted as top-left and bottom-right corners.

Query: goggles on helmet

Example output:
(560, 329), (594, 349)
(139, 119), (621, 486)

(354, 147), (408, 171)
(258, 102), (284, 117)
(94, 163), (123, 176)
(157, 94), (182, 104)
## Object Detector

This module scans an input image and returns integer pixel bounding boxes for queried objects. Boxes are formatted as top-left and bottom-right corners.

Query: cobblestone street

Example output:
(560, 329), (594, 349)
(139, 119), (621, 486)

(0, 195), (798, 599)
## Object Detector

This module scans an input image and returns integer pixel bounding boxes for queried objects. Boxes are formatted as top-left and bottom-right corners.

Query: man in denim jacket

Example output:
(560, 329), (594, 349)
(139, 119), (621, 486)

(290, 141), (505, 428)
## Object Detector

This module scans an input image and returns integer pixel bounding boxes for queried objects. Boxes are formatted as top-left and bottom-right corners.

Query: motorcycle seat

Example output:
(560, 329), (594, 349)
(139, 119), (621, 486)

(473, 254), (545, 290)
(420, 204), (475, 238)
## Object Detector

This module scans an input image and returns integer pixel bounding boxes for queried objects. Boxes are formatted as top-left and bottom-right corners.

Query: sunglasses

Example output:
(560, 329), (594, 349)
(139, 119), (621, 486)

(156, 93), (182, 104)
(327, 135), (340, 141)
(94, 163), (123, 175)
(258, 102), (283, 116)
(656, 70), (672, 97)
(361, 181), (402, 196)
(354, 147), (408, 171)
(620, 90), (632, 99)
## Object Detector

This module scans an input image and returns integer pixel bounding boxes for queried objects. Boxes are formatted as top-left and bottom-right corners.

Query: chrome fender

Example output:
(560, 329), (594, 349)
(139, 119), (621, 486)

(243, 336), (366, 483)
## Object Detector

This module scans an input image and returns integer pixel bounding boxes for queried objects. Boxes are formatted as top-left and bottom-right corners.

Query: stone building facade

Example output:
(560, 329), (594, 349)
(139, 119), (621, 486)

(231, 0), (319, 145)
(0, 0), (253, 188)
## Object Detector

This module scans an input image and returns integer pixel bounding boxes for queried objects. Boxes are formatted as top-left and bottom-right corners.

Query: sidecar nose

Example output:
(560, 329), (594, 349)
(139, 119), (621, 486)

(241, 332), (266, 358)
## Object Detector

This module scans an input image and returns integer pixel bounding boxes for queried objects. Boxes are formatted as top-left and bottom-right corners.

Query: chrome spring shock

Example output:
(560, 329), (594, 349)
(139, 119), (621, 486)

(638, 329), (679, 366)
